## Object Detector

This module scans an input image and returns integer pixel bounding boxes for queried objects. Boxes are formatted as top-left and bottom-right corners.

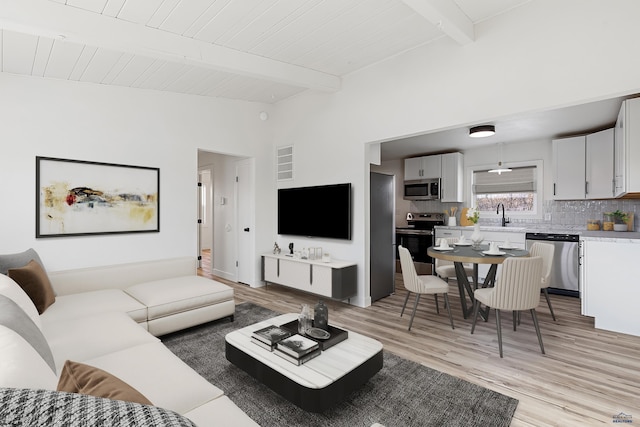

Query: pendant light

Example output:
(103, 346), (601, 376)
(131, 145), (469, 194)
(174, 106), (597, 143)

(489, 143), (512, 174)
(469, 125), (495, 138)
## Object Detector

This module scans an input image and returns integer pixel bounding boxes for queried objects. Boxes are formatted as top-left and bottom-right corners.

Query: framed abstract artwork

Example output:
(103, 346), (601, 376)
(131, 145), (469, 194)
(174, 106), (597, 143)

(36, 157), (160, 238)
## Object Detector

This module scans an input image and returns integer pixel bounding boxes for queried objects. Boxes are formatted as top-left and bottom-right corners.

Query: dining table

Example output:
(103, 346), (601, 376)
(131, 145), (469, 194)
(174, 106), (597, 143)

(427, 243), (530, 319)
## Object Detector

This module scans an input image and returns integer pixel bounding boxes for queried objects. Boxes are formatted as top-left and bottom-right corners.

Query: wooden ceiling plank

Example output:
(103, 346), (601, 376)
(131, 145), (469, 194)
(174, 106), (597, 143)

(159, 0), (216, 36)
(1, 30), (39, 75)
(101, 52), (134, 84)
(182, 0), (233, 39)
(220, 0), (314, 51)
(31, 36), (54, 77)
(111, 55), (156, 87)
(45, 40), (86, 79)
(102, 0), (127, 18)
(401, 0), (474, 45)
(79, 47), (122, 83)
(1, 0), (340, 91)
(69, 45), (98, 80)
(66, 0), (109, 14)
(118, 0), (166, 25)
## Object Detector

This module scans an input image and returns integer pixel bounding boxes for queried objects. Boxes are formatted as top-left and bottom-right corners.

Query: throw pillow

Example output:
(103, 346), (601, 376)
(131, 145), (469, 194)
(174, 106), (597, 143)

(0, 273), (43, 329)
(0, 388), (196, 427)
(0, 294), (56, 373)
(0, 248), (45, 275)
(8, 260), (56, 314)
(57, 360), (153, 406)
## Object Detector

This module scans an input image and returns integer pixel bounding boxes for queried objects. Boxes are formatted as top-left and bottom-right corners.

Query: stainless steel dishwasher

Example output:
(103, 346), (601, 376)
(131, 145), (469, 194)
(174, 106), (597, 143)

(525, 232), (580, 297)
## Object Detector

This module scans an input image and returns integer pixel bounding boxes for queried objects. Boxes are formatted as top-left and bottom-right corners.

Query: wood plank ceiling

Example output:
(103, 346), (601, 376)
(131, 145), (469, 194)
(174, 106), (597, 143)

(0, 0), (530, 104)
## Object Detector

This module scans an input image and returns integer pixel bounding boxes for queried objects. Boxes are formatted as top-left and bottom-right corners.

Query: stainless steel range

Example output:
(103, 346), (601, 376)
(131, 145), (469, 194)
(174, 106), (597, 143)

(395, 212), (445, 275)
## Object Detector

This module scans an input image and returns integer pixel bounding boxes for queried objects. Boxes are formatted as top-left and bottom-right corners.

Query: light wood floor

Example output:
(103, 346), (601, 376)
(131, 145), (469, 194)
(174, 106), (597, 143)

(199, 251), (640, 426)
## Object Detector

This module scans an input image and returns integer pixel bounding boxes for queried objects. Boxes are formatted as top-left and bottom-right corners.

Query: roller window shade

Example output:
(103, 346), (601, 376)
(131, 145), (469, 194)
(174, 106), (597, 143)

(473, 166), (536, 194)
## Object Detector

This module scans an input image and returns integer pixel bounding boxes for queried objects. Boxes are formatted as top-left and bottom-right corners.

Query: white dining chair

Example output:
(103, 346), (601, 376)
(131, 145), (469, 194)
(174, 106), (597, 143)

(471, 256), (545, 358)
(434, 237), (474, 284)
(398, 245), (454, 331)
(528, 242), (556, 321)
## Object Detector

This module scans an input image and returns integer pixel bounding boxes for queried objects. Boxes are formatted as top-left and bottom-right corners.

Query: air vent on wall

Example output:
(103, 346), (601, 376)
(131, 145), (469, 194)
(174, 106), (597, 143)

(277, 145), (293, 181)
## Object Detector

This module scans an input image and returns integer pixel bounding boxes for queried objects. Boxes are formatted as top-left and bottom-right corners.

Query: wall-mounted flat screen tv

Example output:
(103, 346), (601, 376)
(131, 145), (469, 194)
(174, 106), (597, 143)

(278, 183), (351, 240)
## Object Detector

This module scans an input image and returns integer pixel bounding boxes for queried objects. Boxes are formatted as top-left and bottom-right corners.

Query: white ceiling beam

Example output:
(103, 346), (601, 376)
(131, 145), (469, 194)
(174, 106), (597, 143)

(0, 0), (341, 92)
(402, 0), (474, 45)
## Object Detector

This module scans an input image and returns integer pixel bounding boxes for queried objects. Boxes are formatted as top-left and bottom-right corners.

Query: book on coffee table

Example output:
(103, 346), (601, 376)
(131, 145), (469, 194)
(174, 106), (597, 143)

(276, 334), (320, 358)
(251, 325), (292, 351)
(275, 347), (321, 366)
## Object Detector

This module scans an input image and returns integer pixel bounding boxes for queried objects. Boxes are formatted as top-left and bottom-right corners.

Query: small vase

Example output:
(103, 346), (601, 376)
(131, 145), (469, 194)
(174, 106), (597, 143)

(471, 223), (484, 248)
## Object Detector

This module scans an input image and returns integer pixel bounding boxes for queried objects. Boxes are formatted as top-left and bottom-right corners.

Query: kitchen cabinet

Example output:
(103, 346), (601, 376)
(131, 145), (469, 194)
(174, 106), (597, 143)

(614, 97), (640, 197)
(441, 152), (463, 202)
(586, 129), (614, 198)
(580, 238), (640, 337)
(262, 254), (357, 300)
(404, 155), (441, 180)
(552, 128), (613, 200)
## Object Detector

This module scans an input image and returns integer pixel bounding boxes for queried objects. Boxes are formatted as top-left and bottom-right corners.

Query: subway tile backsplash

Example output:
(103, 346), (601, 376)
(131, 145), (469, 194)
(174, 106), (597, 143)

(407, 199), (640, 231)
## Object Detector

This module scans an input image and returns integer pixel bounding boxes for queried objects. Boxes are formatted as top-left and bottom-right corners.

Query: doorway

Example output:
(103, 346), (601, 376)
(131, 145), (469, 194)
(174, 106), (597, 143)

(197, 150), (255, 286)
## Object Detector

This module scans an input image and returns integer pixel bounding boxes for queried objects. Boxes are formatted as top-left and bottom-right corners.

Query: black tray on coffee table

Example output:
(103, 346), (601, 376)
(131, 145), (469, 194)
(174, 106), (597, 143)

(280, 320), (348, 351)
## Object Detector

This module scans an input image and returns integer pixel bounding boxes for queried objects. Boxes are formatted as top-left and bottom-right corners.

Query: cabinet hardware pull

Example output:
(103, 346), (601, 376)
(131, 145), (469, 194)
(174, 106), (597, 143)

(310, 265), (313, 285)
(277, 259), (280, 277)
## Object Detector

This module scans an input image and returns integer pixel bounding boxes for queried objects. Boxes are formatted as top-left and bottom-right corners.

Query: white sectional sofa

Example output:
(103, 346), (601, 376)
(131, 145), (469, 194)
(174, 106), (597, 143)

(0, 251), (259, 426)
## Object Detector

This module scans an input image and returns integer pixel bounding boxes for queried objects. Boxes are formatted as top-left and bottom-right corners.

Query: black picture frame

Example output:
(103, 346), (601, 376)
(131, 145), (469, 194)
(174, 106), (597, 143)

(36, 156), (160, 238)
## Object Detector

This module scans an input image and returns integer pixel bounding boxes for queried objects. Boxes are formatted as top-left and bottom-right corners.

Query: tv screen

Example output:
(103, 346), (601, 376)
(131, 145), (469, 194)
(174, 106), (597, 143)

(278, 183), (351, 240)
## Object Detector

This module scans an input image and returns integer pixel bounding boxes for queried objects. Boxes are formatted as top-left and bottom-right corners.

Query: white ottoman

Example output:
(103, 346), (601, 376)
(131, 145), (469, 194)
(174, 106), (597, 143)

(126, 276), (235, 336)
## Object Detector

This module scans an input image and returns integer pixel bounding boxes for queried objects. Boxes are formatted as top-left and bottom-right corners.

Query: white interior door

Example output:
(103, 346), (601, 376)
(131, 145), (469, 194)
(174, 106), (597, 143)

(198, 167), (213, 252)
(236, 158), (255, 285)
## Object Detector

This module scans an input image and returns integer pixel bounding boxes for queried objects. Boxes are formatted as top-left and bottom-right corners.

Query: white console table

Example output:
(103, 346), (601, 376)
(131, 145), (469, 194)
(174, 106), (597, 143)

(261, 253), (357, 300)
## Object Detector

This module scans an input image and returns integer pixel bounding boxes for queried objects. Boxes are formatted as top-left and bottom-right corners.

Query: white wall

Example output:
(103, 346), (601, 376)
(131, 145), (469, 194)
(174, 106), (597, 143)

(273, 0), (640, 306)
(0, 73), (274, 278)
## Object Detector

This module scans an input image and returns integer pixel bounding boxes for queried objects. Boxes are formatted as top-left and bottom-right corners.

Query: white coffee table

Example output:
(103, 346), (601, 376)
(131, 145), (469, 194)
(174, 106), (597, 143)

(225, 313), (383, 412)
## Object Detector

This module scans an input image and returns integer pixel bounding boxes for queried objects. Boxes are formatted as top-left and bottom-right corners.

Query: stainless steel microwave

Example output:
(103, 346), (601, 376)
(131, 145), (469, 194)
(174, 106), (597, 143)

(403, 178), (440, 200)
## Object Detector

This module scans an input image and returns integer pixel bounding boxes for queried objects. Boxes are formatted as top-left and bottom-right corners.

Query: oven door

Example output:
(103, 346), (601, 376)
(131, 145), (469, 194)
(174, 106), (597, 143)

(396, 232), (433, 264)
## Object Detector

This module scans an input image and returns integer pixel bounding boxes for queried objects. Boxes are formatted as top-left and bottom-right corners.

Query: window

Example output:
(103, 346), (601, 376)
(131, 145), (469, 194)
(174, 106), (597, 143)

(471, 164), (540, 217)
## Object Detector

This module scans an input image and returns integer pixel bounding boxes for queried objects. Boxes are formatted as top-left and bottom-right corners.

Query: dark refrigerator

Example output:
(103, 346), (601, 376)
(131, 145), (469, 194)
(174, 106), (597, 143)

(370, 172), (395, 302)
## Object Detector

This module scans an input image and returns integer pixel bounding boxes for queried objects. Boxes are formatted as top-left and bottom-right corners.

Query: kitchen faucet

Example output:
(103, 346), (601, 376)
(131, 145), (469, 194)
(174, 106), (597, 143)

(496, 203), (510, 227)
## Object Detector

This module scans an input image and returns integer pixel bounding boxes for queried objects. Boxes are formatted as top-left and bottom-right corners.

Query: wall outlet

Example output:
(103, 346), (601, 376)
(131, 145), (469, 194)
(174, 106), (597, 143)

(544, 213), (551, 221)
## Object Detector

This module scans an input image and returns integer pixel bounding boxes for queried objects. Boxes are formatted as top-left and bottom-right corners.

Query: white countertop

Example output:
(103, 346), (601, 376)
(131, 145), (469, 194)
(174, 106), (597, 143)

(434, 225), (640, 241)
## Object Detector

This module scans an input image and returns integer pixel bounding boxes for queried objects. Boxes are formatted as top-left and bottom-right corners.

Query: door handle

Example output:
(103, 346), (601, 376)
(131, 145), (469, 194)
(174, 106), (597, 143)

(244, 227), (250, 232)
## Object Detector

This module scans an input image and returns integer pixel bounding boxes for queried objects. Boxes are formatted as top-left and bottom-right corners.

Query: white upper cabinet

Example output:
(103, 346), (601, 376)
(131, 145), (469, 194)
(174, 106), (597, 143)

(614, 97), (640, 197)
(552, 136), (587, 200)
(585, 128), (614, 199)
(552, 129), (614, 200)
(441, 152), (463, 202)
(404, 155), (441, 180)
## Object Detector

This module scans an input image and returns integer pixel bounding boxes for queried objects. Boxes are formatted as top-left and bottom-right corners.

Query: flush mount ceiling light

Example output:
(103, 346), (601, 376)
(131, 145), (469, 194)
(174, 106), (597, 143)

(469, 125), (496, 138)
(489, 142), (512, 174)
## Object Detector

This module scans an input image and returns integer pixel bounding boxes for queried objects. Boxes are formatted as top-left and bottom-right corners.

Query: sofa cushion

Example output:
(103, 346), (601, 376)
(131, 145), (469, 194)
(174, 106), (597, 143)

(0, 388), (197, 427)
(0, 295), (55, 373)
(0, 273), (42, 330)
(125, 276), (233, 321)
(42, 311), (159, 372)
(183, 396), (260, 427)
(0, 248), (45, 275)
(8, 260), (56, 314)
(58, 360), (153, 405)
(0, 326), (58, 390)
(84, 342), (224, 414)
(40, 289), (147, 324)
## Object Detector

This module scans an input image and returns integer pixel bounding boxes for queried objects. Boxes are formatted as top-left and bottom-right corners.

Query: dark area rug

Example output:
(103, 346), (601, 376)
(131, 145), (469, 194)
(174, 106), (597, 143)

(162, 302), (518, 427)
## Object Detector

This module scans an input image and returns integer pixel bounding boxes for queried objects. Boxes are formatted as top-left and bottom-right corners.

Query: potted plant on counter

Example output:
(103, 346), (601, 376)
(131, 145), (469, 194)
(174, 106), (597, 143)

(610, 210), (629, 231)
